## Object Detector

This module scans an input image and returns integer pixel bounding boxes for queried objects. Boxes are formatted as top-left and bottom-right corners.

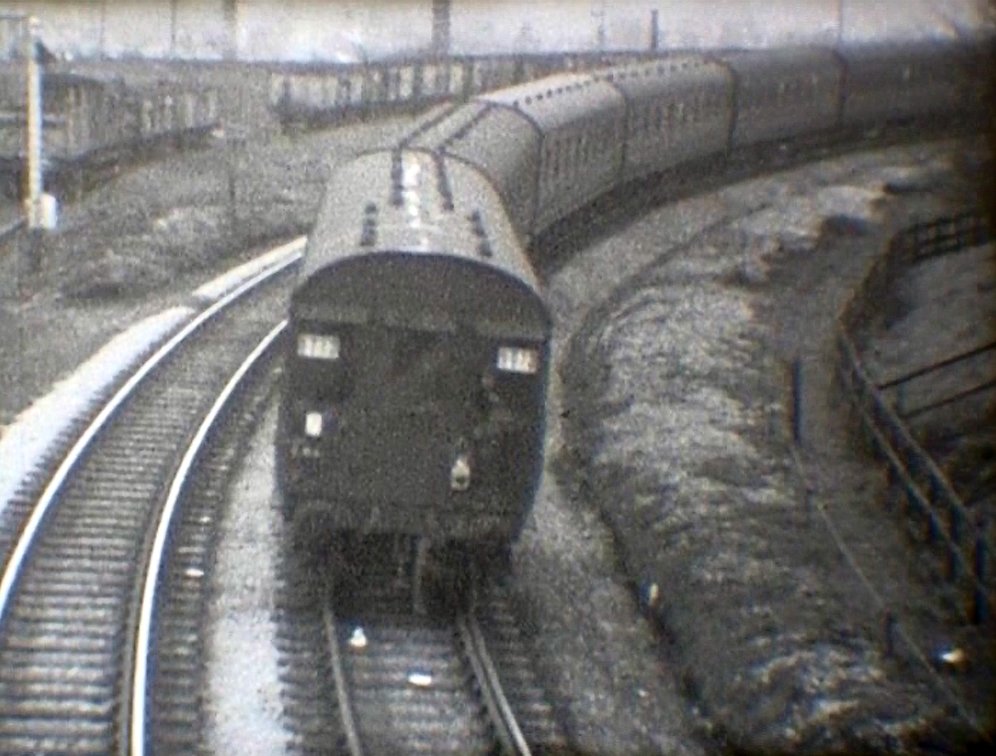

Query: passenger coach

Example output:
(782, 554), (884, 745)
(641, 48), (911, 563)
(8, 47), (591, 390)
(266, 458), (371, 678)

(278, 150), (551, 556)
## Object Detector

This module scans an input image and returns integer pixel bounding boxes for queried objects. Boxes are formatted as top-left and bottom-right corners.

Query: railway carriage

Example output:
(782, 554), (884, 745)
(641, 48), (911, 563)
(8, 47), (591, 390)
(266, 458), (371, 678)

(407, 99), (541, 234)
(415, 60), (452, 101)
(479, 74), (627, 231)
(840, 42), (973, 126)
(597, 55), (734, 181)
(724, 48), (843, 147)
(279, 150), (551, 572)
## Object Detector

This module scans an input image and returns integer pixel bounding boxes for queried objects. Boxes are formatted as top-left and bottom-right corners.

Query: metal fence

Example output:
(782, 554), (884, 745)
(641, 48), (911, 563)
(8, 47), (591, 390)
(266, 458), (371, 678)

(894, 209), (992, 264)
(838, 209), (993, 623)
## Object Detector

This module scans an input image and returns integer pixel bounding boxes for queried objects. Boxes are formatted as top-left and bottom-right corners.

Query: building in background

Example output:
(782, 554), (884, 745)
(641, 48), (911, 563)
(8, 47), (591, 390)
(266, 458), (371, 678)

(0, 0), (992, 63)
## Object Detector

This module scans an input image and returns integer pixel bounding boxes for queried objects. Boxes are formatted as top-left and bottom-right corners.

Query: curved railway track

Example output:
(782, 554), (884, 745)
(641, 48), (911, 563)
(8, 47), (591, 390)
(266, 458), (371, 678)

(0, 245), (566, 753)
(0, 84), (983, 750)
(0, 258), (295, 752)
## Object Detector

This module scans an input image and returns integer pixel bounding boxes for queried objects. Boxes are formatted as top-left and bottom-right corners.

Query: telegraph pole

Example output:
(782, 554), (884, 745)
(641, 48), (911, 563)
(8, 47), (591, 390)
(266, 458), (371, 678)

(592, 1), (607, 51)
(431, 0), (451, 58)
(24, 17), (41, 219)
(223, 0), (238, 59)
(19, 15), (57, 280)
(170, 0), (178, 57)
(23, 16), (55, 234)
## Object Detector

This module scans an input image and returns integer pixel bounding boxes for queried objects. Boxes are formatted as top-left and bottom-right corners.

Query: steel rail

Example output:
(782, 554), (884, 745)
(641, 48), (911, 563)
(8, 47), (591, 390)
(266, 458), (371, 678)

(0, 249), (300, 631)
(128, 319), (286, 755)
(322, 600), (365, 756)
(457, 614), (531, 756)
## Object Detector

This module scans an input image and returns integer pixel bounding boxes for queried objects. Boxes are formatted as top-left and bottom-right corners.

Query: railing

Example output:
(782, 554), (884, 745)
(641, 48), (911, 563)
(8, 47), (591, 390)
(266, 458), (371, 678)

(837, 210), (993, 623)
(893, 209), (992, 263)
(878, 339), (996, 421)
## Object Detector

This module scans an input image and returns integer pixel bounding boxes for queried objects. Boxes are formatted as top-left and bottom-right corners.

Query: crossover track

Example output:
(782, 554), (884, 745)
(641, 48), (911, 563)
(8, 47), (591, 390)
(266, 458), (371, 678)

(0, 258), (296, 752)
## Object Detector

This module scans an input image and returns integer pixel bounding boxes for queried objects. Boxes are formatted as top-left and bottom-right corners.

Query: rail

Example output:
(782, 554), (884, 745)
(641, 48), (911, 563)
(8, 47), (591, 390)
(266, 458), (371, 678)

(129, 320), (286, 755)
(457, 614), (532, 755)
(837, 209), (993, 623)
(0, 245), (300, 632)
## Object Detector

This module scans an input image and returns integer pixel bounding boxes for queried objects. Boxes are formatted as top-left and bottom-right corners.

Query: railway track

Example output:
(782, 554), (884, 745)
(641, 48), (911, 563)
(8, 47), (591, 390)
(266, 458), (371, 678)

(277, 547), (564, 754)
(0, 258), (295, 752)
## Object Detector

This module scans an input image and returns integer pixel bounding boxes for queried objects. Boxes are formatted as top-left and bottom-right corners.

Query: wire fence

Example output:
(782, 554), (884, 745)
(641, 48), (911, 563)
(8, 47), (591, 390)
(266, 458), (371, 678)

(838, 209), (993, 624)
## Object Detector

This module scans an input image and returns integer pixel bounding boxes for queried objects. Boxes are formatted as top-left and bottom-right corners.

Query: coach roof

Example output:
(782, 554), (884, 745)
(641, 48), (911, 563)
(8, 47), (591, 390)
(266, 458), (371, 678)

(301, 149), (539, 291)
(476, 71), (624, 131)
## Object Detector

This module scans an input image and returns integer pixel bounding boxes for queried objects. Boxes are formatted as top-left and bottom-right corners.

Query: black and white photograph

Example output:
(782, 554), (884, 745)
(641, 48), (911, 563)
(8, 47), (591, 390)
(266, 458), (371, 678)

(0, 1), (993, 752)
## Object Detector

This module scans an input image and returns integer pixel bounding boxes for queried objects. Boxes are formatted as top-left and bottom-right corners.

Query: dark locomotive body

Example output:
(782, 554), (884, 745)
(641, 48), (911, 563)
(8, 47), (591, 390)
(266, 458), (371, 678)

(279, 151), (550, 554)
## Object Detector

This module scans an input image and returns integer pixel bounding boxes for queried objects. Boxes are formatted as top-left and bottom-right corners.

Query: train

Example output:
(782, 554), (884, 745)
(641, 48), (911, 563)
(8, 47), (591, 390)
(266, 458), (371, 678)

(277, 39), (987, 604)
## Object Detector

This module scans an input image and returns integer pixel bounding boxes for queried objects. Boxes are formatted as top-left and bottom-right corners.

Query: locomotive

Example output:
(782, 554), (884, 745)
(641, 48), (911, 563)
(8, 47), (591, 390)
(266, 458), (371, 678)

(278, 40), (985, 602)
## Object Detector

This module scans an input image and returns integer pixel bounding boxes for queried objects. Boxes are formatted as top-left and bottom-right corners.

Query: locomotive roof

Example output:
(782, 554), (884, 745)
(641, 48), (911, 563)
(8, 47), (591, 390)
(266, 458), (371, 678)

(298, 150), (547, 338)
(304, 149), (534, 283)
(476, 71), (624, 130)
